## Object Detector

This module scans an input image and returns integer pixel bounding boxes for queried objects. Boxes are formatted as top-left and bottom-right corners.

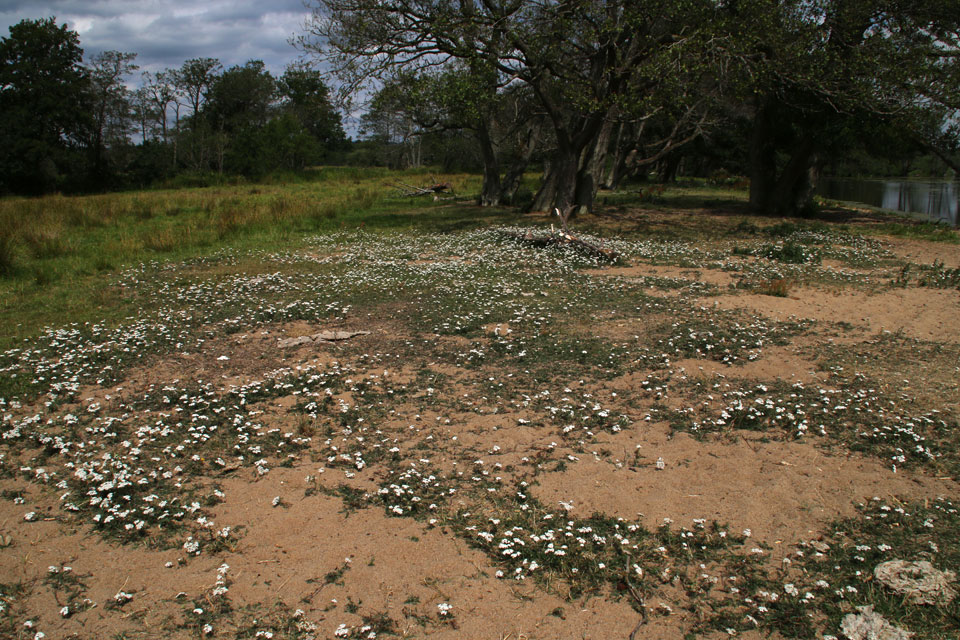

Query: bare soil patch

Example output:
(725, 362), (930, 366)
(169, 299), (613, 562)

(587, 264), (738, 288)
(531, 430), (955, 548)
(3, 214), (959, 639)
(883, 237), (960, 268)
(710, 286), (960, 342)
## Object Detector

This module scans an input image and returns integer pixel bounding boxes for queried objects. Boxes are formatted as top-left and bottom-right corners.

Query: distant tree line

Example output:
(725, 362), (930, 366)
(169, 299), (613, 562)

(302, 0), (960, 215)
(3, 7), (959, 217)
(0, 17), (347, 195)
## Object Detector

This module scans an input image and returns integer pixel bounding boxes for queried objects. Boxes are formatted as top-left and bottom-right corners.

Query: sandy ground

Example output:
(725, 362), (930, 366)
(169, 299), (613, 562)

(1, 211), (958, 640)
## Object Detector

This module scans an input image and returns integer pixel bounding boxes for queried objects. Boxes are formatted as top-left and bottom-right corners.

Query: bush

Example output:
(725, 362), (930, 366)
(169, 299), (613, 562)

(761, 241), (820, 264)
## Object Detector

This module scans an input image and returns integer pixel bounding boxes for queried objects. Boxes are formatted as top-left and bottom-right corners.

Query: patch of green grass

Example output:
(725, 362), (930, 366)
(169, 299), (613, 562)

(895, 260), (960, 289)
(456, 490), (757, 602)
(322, 485), (368, 517)
(764, 498), (958, 639)
(874, 221), (960, 244)
(672, 374), (959, 475)
(0, 168), (516, 349)
(645, 312), (811, 366)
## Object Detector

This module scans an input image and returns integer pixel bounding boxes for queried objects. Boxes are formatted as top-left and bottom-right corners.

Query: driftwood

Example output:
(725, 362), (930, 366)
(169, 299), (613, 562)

(503, 208), (620, 263)
(391, 179), (454, 199)
(278, 330), (370, 348)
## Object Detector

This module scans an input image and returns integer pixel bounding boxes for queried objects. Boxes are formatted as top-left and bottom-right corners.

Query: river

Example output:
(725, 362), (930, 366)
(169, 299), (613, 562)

(816, 177), (958, 226)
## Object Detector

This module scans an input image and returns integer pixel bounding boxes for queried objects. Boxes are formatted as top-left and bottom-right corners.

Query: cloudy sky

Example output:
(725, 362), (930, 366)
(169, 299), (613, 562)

(0, 0), (318, 77)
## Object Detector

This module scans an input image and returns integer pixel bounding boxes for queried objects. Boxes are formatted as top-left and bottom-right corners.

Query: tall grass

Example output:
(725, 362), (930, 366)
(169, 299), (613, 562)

(0, 168), (490, 346)
(0, 168), (479, 281)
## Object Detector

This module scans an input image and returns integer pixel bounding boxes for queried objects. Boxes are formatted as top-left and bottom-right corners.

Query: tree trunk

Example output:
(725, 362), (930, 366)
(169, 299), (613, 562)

(768, 140), (817, 215)
(657, 154), (682, 183)
(603, 121), (629, 189)
(572, 116), (615, 214)
(610, 148), (640, 189)
(748, 101), (778, 212)
(476, 123), (502, 207)
(499, 124), (537, 204)
(531, 146), (578, 213)
(531, 114), (605, 213)
(172, 105), (180, 169)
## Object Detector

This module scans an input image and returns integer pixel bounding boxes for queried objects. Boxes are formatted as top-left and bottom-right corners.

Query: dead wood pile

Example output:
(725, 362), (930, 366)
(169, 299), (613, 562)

(503, 207), (620, 264)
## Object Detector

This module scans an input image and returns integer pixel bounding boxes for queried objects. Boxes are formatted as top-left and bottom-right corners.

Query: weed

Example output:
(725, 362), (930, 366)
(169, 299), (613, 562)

(677, 375), (959, 474)
(761, 241), (821, 264)
(43, 565), (95, 618)
(323, 485), (368, 516)
(757, 278), (793, 297)
(916, 260), (960, 289)
(145, 229), (178, 252)
(322, 562), (351, 587)
(730, 219), (760, 236)
(0, 179), (957, 639)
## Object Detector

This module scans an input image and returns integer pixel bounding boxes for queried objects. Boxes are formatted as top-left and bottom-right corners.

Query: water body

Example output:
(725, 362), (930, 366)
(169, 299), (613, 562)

(817, 177), (959, 226)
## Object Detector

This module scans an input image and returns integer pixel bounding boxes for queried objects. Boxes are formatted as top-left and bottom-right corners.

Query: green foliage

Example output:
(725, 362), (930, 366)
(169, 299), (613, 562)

(735, 0), (960, 215)
(279, 63), (346, 148)
(206, 60), (276, 135)
(0, 17), (91, 194)
(0, 18), (349, 194)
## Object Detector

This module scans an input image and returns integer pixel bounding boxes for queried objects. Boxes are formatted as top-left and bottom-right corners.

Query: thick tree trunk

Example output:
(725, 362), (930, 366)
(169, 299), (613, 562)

(572, 116), (615, 214)
(476, 124), (502, 207)
(657, 154), (682, 183)
(766, 136), (815, 214)
(749, 96), (820, 216)
(531, 114), (606, 213)
(573, 168), (596, 215)
(748, 101), (777, 212)
(499, 125), (537, 204)
(531, 147), (578, 212)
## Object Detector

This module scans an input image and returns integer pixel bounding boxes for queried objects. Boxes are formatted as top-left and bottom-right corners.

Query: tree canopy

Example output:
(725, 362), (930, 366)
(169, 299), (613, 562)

(0, 8), (957, 205)
(0, 18), (347, 194)
(303, 0), (960, 214)
(0, 17), (91, 194)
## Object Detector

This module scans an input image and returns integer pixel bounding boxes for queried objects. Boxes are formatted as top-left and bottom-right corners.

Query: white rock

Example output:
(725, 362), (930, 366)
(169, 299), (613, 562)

(840, 605), (913, 640)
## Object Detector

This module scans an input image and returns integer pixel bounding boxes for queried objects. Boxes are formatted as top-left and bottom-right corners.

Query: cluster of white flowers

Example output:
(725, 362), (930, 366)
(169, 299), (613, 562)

(212, 562), (230, 597)
(183, 536), (200, 555)
(684, 380), (941, 468)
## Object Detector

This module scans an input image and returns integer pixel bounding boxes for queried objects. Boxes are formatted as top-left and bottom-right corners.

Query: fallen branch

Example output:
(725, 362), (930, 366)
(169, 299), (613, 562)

(390, 180), (454, 198)
(278, 330), (370, 348)
(501, 208), (620, 263)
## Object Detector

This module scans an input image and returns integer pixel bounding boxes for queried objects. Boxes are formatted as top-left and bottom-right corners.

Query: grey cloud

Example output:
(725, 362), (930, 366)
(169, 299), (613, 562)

(1, 0), (318, 77)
